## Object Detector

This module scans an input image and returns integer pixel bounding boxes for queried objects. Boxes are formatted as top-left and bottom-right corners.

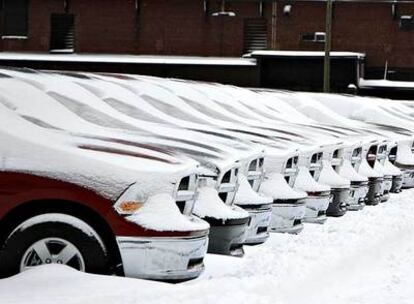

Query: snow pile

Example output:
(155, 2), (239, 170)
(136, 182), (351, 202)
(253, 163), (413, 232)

(374, 161), (392, 177)
(260, 172), (307, 200)
(337, 159), (368, 182)
(234, 174), (272, 206)
(126, 193), (209, 232)
(294, 166), (331, 193)
(193, 186), (249, 220)
(383, 158), (402, 176)
(318, 160), (350, 188)
(395, 140), (414, 165)
(358, 159), (383, 178)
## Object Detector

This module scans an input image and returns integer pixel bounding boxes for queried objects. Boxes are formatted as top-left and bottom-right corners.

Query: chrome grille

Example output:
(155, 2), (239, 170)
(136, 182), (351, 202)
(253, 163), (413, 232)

(175, 174), (198, 215)
(218, 167), (239, 205)
(284, 155), (299, 187)
(388, 146), (397, 164)
(309, 152), (323, 180)
(366, 145), (378, 168)
(247, 157), (265, 192)
(351, 147), (363, 169)
(377, 144), (388, 165)
(331, 148), (343, 172)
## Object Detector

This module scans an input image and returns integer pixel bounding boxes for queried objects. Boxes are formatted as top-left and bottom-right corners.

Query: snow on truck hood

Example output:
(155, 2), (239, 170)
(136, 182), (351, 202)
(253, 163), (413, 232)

(194, 186), (249, 220)
(260, 172), (308, 200)
(152, 80), (356, 162)
(0, 103), (199, 201)
(234, 174), (273, 206)
(106, 74), (310, 146)
(264, 91), (412, 170)
(307, 93), (414, 134)
(0, 69), (267, 176)
(87, 72), (334, 177)
(319, 160), (350, 188)
(0, 70), (250, 176)
(126, 193), (209, 232)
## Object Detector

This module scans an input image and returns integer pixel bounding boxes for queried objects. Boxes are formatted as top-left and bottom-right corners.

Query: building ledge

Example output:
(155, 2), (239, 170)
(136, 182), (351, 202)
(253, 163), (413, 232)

(2, 36), (28, 40)
(245, 50), (366, 59)
(0, 52), (257, 67)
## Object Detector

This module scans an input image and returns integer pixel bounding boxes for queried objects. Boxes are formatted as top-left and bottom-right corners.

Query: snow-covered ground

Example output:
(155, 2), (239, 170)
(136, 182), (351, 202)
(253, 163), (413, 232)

(2, 190), (414, 304)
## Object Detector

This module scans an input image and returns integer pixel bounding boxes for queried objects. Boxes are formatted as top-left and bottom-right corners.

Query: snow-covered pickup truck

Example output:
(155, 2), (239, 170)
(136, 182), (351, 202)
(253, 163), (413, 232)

(0, 68), (273, 254)
(0, 101), (210, 281)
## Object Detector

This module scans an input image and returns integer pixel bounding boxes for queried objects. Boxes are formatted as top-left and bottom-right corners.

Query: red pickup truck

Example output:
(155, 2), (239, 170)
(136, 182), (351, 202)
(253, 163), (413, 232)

(0, 105), (209, 281)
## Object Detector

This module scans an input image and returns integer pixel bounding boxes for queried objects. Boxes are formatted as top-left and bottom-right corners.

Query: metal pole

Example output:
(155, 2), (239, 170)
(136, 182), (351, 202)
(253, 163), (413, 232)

(324, 0), (333, 93)
(271, 1), (277, 49)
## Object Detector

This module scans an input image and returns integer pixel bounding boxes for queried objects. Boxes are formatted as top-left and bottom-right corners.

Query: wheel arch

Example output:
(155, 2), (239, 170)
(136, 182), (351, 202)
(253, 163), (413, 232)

(0, 199), (124, 276)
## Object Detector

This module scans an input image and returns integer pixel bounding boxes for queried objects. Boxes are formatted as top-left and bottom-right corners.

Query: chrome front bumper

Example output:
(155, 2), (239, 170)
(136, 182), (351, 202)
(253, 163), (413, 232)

(303, 193), (330, 224)
(401, 169), (414, 189)
(270, 199), (306, 234)
(381, 175), (393, 202)
(205, 217), (249, 257)
(242, 204), (273, 245)
(391, 175), (403, 193)
(348, 181), (369, 211)
(116, 234), (208, 281)
(326, 188), (349, 217)
(366, 177), (383, 206)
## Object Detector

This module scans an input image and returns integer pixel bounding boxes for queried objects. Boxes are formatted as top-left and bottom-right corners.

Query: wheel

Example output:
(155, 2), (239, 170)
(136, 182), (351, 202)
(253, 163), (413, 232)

(0, 213), (109, 278)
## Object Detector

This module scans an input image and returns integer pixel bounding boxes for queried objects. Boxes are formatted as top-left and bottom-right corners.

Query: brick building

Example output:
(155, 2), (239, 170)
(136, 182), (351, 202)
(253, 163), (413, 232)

(0, 0), (413, 79)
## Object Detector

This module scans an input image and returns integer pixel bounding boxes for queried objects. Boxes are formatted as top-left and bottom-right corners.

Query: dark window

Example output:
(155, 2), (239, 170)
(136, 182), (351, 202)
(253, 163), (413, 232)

(50, 14), (75, 53)
(3, 0), (28, 37)
(400, 15), (414, 31)
(302, 32), (325, 43)
(243, 18), (268, 53)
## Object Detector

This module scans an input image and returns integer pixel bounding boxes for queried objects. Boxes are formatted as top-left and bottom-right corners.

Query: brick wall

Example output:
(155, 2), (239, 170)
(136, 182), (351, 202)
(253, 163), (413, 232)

(276, 1), (414, 71)
(0, 0), (266, 56)
(135, 0), (267, 56)
(0, 0), (413, 76)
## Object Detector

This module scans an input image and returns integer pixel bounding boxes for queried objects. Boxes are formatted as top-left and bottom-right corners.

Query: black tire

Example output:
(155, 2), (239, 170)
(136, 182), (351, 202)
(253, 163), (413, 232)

(0, 214), (109, 278)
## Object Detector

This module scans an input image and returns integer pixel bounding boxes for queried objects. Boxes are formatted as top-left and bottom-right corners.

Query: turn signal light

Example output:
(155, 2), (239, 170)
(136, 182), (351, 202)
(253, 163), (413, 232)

(117, 201), (143, 214)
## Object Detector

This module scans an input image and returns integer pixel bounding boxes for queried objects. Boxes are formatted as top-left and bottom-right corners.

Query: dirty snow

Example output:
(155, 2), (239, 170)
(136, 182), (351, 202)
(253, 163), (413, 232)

(2, 190), (414, 304)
